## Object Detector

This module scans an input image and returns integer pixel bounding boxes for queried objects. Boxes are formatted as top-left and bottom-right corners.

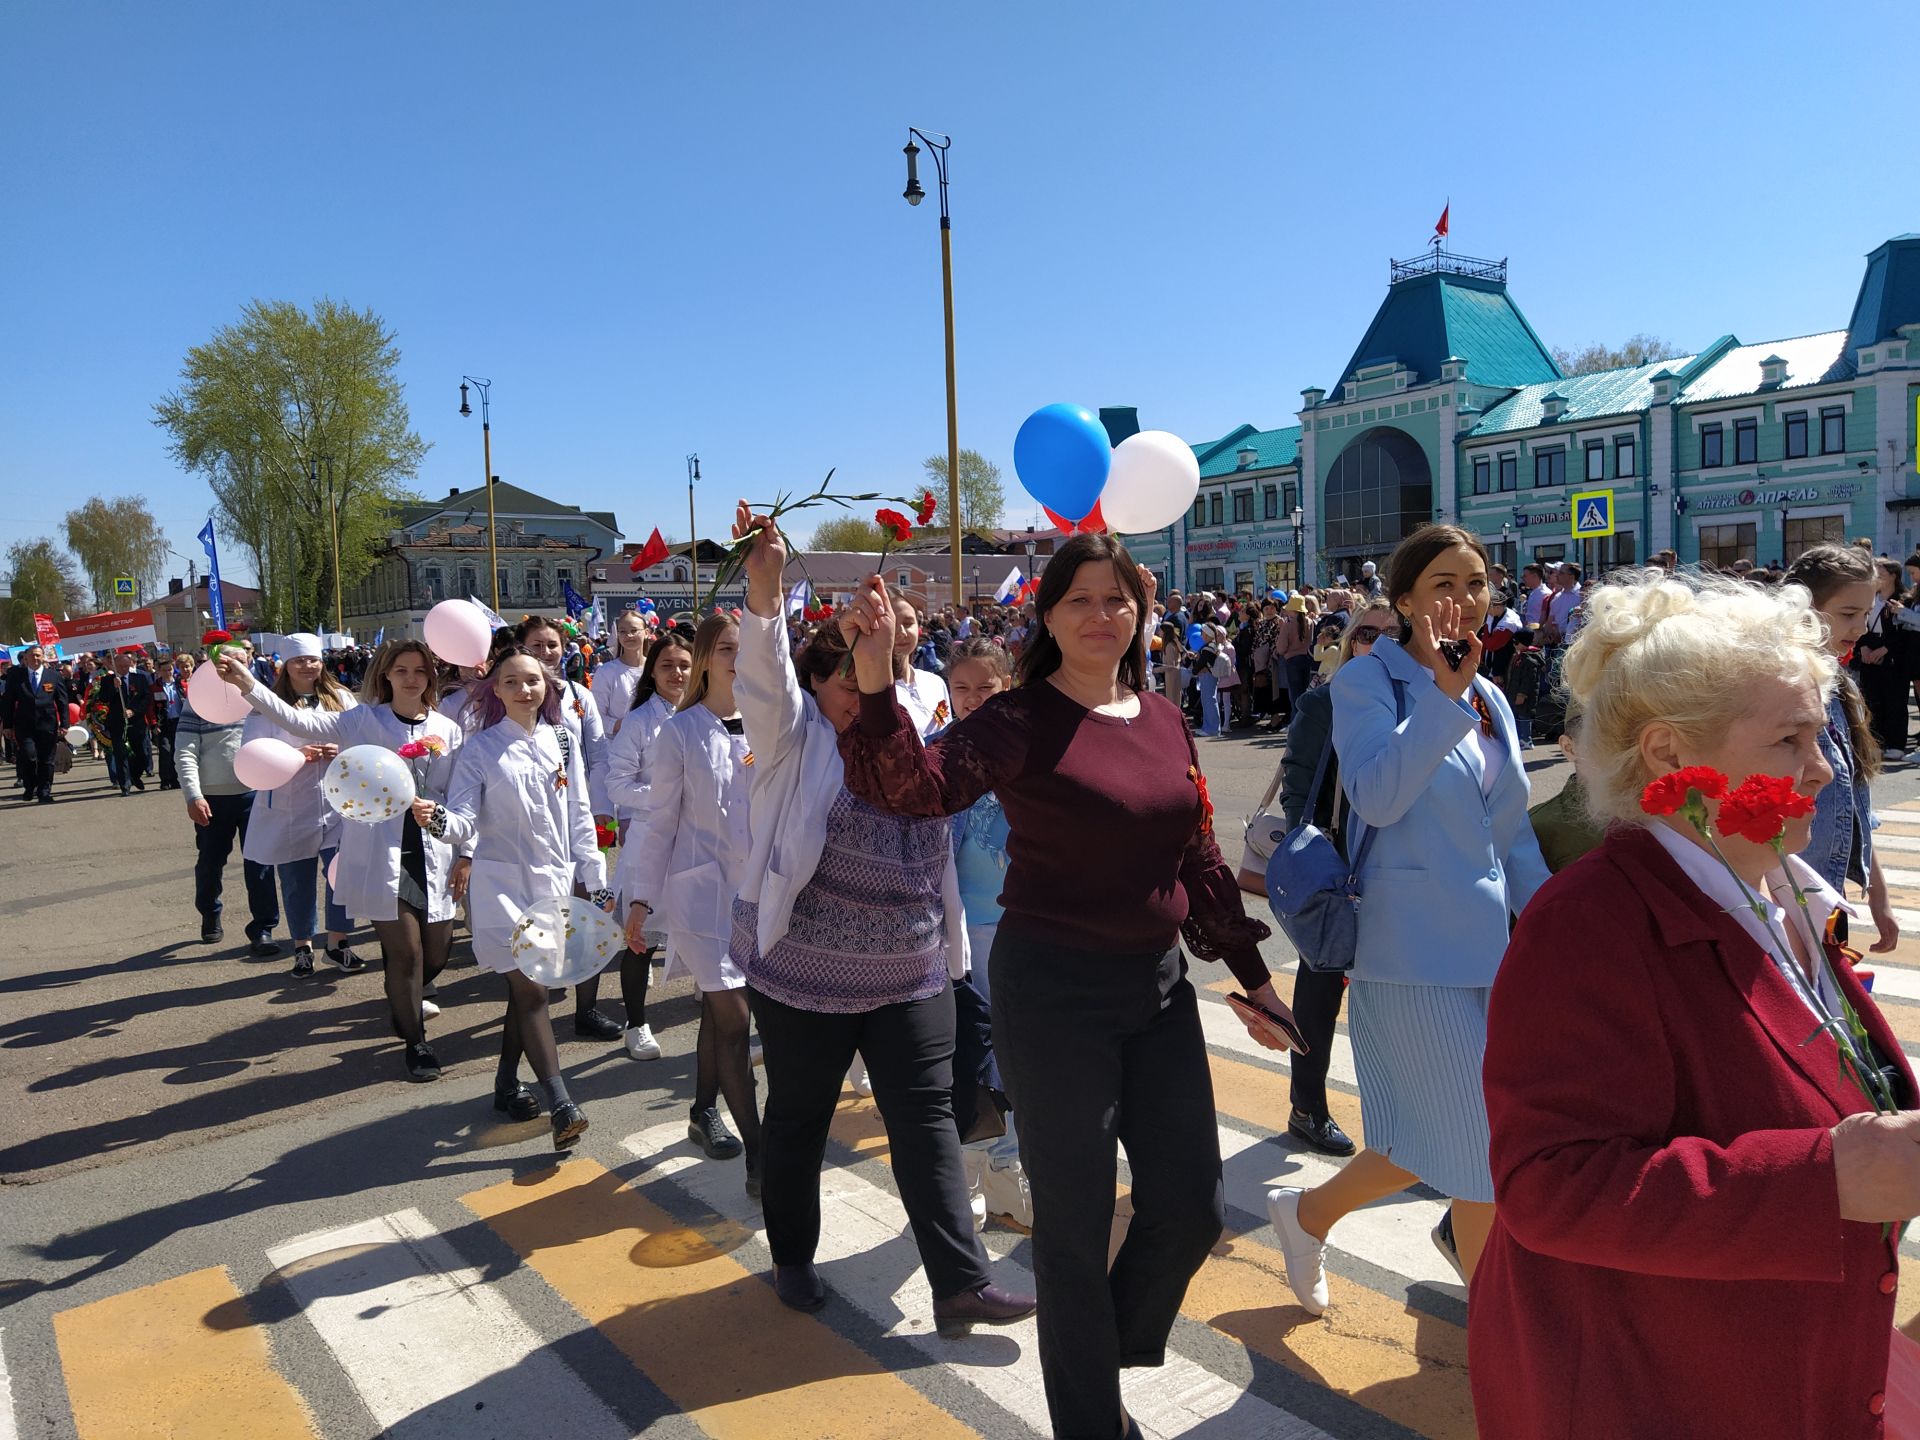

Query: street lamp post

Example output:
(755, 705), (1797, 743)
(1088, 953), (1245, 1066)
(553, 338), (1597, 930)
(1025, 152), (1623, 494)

(1290, 506), (1304, 587)
(318, 455), (344, 637)
(458, 377), (498, 612)
(687, 454), (701, 601)
(971, 564), (979, 608)
(902, 127), (962, 612)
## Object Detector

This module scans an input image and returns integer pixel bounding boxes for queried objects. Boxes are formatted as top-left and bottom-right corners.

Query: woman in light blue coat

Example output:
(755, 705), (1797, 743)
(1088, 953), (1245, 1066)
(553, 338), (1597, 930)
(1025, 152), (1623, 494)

(1267, 525), (1549, 1316)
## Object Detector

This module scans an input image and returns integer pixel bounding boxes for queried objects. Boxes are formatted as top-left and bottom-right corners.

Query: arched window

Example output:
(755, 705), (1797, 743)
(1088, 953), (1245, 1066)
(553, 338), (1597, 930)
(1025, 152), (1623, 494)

(1322, 427), (1432, 554)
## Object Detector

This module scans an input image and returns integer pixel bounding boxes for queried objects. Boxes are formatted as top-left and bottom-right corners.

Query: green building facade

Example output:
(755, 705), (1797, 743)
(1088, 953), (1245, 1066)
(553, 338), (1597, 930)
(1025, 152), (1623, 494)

(1125, 234), (1920, 593)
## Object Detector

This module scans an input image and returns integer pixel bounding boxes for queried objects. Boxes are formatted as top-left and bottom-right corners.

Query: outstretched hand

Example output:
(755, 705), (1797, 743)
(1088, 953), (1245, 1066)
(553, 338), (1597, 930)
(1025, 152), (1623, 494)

(840, 575), (899, 694)
(734, 500), (787, 618)
(1406, 598), (1482, 700)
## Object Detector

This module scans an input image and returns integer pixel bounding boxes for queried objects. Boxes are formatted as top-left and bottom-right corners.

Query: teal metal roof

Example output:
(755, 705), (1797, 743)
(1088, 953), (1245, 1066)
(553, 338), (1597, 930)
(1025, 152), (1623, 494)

(1331, 272), (1561, 393)
(1845, 234), (1920, 352)
(1468, 357), (1696, 437)
(1192, 424), (1301, 478)
(1677, 330), (1849, 404)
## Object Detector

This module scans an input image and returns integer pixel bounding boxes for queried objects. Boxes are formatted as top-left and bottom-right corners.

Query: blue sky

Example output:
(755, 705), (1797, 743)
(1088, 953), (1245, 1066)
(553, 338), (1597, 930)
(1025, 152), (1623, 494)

(3, 0), (1913, 586)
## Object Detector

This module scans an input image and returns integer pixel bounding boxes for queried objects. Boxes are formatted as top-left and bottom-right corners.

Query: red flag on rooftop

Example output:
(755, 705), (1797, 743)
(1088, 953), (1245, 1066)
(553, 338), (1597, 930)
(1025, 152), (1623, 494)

(1433, 201), (1450, 244)
(629, 527), (670, 574)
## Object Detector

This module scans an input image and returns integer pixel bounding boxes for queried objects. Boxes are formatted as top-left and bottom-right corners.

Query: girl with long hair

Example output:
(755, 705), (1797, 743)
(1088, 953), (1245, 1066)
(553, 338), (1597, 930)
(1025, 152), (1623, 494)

(591, 608), (652, 733)
(441, 645), (610, 1150)
(241, 632), (360, 978)
(892, 595), (952, 737)
(218, 639), (465, 1081)
(1852, 556), (1916, 760)
(621, 615), (761, 1186)
(603, 627), (695, 1061)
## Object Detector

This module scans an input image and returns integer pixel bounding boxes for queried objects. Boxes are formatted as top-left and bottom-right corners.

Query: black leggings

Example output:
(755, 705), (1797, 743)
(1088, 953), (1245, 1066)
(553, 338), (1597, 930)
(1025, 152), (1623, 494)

(696, 987), (760, 1157)
(371, 901), (451, 1046)
(573, 946), (653, 1025)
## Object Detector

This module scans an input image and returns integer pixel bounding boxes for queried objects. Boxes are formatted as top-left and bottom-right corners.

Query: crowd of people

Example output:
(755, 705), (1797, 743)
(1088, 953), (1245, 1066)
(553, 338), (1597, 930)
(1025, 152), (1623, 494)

(11, 515), (1920, 1439)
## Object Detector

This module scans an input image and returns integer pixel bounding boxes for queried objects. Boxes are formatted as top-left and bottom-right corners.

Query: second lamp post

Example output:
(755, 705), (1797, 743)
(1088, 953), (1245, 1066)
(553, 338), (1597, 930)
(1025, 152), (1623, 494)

(459, 376), (499, 613)
(903, 128), (962, 609)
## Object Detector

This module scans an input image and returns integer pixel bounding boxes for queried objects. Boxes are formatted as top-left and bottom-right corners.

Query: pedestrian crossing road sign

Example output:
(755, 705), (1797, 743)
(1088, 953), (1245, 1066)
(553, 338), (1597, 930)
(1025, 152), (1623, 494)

(1570, 489), (1615, 539)
(113, 575), (135, 596)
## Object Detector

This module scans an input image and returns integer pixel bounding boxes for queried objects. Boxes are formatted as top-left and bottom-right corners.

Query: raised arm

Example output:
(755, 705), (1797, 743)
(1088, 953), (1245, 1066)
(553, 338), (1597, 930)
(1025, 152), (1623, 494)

(219, 658), (350, 743)
(732, 504), (809, 771)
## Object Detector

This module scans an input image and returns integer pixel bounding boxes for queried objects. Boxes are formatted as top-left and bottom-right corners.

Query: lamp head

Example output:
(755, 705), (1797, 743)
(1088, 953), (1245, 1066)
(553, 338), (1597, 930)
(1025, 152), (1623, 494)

(458, 382), (471, 417)
(903, 140), (924, 205)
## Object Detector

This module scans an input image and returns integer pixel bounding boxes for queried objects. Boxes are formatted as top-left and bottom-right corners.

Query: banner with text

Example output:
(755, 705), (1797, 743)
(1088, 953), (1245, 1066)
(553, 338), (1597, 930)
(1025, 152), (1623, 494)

(53, 608), (159, 653)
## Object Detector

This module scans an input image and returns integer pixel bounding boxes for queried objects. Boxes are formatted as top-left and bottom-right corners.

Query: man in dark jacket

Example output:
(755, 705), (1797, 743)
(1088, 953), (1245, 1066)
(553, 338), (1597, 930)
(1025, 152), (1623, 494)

(4, 644), (73, 803)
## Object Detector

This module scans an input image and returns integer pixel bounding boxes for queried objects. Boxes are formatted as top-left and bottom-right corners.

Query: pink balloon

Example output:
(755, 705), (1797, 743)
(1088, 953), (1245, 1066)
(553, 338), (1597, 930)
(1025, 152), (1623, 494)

(234, 736), (305, 790)
(423, 599), (493, 668)
(187, 660), (251, 723)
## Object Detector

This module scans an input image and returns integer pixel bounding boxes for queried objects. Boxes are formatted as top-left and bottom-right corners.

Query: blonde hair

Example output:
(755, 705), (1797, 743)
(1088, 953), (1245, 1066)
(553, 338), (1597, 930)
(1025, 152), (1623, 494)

(1561, 569), (1836, 824)
(680, 613), (738, 713)
(1337, 601), (1395, 669)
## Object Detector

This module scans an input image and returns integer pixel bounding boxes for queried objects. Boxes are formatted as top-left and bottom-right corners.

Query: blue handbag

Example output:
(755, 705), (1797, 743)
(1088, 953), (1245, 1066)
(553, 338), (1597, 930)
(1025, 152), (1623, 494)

(1263, 674), (1404, 973)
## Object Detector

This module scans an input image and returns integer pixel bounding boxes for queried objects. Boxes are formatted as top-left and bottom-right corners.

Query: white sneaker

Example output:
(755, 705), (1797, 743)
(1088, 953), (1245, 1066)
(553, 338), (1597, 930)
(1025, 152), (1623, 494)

(749, 1037), (764, 1068)
(1265, 1187), (1329, 1316)
(848, 1057), (873, 1096)
(420, 999), (440, 1019)
(624, 1024), (662, 1061)
(961, 1149), (988, 1233)
(1888, 749), (1908, 763)
(982, 1160), (1034, 1228)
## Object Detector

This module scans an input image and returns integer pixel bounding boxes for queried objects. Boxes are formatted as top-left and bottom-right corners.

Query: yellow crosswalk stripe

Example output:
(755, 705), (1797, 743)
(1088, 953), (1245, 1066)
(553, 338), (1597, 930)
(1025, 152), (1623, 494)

(461, 1155), (983, 1440)
(52, 1266), (317, 1440)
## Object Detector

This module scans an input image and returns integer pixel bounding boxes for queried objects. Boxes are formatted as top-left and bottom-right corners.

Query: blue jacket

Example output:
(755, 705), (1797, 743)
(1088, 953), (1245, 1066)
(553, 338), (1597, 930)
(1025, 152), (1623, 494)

(1804, 687), (1874, 892)
(1331, 637), (1550, 987)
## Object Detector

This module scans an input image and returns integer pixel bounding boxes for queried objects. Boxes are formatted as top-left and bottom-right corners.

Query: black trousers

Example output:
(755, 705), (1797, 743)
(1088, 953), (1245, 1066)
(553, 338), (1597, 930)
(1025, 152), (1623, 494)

(991, 931), (1224, 1440)
(747, 980), (990, 1301)
(1859, 661), (1909, 753)
(157, 717), (178, 788)
(126, 719), (152, 779)
(15, 726), (56, 798)
(193, 792), (280, 935)
(1288, 964), (1347, 1119)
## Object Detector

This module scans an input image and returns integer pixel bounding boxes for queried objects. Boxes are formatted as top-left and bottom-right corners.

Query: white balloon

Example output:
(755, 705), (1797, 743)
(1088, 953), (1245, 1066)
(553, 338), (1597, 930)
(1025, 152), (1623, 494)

(64, 725), (89, 748)
(187, 659), (252, 724)
(1099, 430), (1202, 535)
(508, 895), (622, 987)
(321, 744), (417, 825)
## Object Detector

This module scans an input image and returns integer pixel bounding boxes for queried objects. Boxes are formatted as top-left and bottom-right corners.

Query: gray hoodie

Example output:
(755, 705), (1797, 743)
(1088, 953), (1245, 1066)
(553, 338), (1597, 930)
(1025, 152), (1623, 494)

(175, 701), (250, 803)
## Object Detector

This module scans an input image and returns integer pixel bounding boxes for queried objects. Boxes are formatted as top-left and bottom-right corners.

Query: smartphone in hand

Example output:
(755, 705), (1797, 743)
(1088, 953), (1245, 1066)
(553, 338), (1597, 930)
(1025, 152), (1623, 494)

(1225, 992), (1308, 1054)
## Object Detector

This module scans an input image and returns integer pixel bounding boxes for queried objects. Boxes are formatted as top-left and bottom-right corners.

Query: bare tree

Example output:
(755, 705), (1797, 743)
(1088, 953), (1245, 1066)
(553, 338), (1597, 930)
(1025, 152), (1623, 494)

(3, 537), (88, 636)
(1551, 334), (1683, 377)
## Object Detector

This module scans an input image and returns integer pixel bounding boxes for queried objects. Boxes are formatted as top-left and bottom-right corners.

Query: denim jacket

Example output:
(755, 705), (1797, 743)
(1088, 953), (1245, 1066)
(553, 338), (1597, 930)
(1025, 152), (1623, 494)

(1805, 688), (1874, 891)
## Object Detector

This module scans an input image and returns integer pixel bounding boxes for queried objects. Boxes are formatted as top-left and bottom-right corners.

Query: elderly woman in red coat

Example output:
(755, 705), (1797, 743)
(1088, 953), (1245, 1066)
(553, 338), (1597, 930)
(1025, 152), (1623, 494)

(1475, 568), (1920, 1439)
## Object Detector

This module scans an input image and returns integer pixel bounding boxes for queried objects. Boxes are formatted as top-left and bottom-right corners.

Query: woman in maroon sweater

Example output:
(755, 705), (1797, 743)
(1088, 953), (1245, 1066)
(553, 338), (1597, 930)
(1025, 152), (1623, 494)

(839, 531), (1291, 1440)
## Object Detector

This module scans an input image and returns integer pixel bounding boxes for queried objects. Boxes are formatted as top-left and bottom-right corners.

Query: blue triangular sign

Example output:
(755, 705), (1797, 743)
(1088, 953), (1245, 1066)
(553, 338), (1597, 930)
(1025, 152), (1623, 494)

(1579, 501), (1607, 529)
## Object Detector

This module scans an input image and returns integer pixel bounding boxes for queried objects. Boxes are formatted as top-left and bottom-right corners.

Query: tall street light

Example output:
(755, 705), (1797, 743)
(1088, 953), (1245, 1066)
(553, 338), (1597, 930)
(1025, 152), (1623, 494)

(314, 454), (344, 635)
(1290, 506), (1305, 587)
(459, 376), (498, 611)
(902, 127), (962, 610)
(686, 453), (701, 597)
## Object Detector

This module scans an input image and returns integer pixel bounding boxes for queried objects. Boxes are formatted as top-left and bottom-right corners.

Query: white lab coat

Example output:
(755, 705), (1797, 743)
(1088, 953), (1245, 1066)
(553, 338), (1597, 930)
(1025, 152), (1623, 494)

(555, 677), (613, 819)
(440, 719), (606, 973)
(242, 688), (465, 923)
(734, 609), (967, 975)
(603, 692), (674, 824)
(239, 693), (359, 866)
(590, 656), (644, 731)
(617, 705), (750, 991)
(897, 666), (951, 739)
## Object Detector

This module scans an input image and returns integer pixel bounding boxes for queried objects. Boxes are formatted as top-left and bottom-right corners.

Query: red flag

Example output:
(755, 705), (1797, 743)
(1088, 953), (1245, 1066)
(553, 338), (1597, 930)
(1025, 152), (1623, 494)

(629, 527), (670, 574)
(1433, 201), (1450, 243)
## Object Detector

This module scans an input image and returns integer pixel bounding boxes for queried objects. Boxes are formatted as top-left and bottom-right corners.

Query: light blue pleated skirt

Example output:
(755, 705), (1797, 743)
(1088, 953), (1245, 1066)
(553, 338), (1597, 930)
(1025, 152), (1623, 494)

(1346, 979), (1494, 1203)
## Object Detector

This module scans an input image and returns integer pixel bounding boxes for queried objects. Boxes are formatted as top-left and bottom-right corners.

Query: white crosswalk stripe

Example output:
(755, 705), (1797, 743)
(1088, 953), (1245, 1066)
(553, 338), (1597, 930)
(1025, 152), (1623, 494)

(0, 1328), (18, 1440)
(1199, 993), (1359, 1087)
(620, 1122), (1333, 1440)
(264, 1208), (628, 1440)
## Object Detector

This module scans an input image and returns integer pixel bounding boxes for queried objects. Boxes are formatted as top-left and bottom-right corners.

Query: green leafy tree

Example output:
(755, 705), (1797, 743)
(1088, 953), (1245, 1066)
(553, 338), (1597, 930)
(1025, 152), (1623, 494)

(153, 298), (428, 630)
(62, 496), (169, 610)
(3, 537), (88, 637)
(1552, 334), (1683, 377)
(920, 449), (1006, 531)
(809, 515), (891, 551)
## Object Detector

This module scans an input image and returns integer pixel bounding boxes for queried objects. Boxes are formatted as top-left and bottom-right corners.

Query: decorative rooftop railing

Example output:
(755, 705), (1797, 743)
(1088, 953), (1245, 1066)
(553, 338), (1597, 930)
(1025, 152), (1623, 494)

(1389, 248), (1508, 284)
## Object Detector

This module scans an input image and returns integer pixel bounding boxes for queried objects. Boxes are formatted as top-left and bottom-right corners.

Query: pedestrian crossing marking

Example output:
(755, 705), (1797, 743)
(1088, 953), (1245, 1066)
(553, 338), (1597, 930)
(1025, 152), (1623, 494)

(52, 1266), (317, 1440)
(462, 1155), (981, 1439)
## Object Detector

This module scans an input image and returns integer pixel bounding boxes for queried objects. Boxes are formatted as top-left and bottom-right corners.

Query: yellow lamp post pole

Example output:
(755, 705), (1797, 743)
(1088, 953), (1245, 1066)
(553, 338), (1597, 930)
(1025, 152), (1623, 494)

(323, 455), (344, 635)
(459, 376), (497, 612)
(903, 128), (961, 608)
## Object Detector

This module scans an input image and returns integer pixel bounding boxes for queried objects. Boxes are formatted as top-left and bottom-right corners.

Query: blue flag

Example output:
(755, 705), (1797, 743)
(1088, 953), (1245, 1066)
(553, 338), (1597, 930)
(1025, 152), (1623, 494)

(197, 519), (227, 629)
(561, 578), (590, 618)
(372, 627), (385, 647)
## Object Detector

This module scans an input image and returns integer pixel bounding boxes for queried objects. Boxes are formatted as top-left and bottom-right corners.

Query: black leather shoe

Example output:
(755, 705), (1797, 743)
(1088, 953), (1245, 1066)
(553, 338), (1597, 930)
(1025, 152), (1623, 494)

(404, 1042), (441, 1082)
(201, 919), (224, 944)
(772, 1263), (827, 1312)
(493, 1081), (541, 1122)
(573, 1006), (623, 1042)
(248, 935), (280, 958)
(688, 1105), (743, 1159)
(1288, 1108), (1357, 1157)
(550, 1101), (588, 1151)
(932, 1282), (1037, 1337)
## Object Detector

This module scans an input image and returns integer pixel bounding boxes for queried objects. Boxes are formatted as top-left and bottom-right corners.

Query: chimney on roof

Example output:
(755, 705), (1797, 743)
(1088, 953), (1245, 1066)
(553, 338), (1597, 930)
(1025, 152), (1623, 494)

(448, 486), (460, 499)
(169, 577), (184, 595)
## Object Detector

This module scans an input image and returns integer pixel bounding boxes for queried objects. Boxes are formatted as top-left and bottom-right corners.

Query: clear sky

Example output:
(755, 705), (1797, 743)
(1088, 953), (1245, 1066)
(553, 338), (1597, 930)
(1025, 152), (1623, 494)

(4, 0), (1913, 586)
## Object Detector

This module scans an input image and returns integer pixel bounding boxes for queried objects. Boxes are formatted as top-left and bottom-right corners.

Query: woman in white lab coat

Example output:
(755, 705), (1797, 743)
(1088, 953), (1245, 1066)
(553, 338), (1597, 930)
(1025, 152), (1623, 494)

(217, 640), (464, 1083)
(239, 632), (359, 979)
(621, 615), (759, 1188)
(601, 628), (693, 1061)
(590, 608), (651, 733)
(441, 645), (610, 1152)
(891, 595), (952, 738)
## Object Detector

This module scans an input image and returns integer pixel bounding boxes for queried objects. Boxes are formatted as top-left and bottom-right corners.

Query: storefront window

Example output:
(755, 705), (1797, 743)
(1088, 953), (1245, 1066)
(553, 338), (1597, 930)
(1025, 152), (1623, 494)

(1192, 566), (1224, 592)
(1784, 515), (1845, 563)
(1698, 523), (1757, 569)
(1264, 559), (1297, 588)
(1580, 531), (1638, 576)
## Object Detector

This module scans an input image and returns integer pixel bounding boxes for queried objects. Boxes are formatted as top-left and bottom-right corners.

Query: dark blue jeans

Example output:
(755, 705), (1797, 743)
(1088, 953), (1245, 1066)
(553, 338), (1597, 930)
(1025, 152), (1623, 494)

(194, 792), (280, 937)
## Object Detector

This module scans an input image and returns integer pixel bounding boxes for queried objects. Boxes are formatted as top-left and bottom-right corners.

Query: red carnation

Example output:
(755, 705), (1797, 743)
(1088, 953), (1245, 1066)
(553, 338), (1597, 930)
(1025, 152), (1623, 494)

(595, 821), (619, 851)
(915, 489), (938, 526)
(202, 629), (233, 646)
(1715, 773), (1817, 846)
(875, 508), (913, 544)
(1639, 766), (1729, 816)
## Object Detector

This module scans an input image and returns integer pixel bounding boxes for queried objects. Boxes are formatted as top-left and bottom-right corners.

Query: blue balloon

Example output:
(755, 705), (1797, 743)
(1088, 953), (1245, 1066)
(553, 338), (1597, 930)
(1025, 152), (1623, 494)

(1186, 622), (1205, 650)
(1014, 404), (1112, 524)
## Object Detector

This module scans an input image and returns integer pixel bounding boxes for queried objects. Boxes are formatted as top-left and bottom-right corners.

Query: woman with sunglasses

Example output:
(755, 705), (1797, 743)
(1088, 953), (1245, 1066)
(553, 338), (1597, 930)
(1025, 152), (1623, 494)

(1266, 525), (1550, 1313)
